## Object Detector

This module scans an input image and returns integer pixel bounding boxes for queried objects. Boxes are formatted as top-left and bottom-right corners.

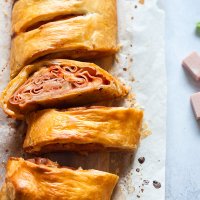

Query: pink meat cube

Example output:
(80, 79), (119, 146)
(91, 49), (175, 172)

(191, 92), (200, 120)
(182, 52), (200, 81)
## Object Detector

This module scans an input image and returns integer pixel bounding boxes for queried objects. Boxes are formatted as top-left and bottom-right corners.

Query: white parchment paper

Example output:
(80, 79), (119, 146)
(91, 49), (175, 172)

(0, 0), (166, 199)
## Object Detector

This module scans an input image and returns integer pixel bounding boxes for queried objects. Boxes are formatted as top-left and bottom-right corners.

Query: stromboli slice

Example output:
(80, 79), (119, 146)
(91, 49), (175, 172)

(0, 157), (118, 200)
(11, 0), (117, 78)
(23, 107), (143, 154)
(1, 59), (127, 120)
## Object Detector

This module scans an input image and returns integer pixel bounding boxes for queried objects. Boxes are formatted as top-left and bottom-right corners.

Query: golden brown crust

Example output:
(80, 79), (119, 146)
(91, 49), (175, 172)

(12, 0), (116, 34)
(0, 59), (127, 120)
(11, 0), (117, 78)
(23, 107), (143, 154)
(0, 157), (119, 200)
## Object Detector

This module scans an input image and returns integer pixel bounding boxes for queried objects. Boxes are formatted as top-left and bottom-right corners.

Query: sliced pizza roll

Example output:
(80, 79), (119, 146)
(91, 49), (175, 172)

(23, 107), (143, 154)
(1, 59), (127, 120)
(11, 0), (117, 78)
(0, 157), (118, 200)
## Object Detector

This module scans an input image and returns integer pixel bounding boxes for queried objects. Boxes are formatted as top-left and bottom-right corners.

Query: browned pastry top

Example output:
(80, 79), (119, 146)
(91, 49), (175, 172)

(0, 157), (119, 200)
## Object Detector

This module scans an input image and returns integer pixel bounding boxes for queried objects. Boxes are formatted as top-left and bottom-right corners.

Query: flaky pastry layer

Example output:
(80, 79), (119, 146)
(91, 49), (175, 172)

(23, 107), (143, 154)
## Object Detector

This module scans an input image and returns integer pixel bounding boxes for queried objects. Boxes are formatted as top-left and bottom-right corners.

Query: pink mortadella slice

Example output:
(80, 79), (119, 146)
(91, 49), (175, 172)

(191, 92), (200, 120)
(182, 52), (200, 81)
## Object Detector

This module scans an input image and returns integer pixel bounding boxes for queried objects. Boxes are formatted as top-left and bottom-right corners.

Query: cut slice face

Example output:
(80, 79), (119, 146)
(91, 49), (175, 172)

(1, 59), (128, 119)
(9, 64), (110, 110)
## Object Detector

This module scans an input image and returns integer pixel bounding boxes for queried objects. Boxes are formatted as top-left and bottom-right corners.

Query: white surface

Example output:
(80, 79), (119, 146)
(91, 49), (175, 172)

(113, 0), (166, 199)
(0, 0), (166, 199)
(165, 0), (200, 199)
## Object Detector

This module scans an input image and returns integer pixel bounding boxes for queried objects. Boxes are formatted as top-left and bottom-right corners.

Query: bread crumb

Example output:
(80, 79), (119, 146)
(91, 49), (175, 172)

(139, 0), (145, 4)
(141, 122), (151, 139)
(3, 10), (8, 17)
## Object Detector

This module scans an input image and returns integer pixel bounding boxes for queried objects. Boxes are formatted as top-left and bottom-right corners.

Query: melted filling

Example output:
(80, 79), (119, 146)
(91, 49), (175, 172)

(9, 65), (110, 108)
(27, 158), (58, 167)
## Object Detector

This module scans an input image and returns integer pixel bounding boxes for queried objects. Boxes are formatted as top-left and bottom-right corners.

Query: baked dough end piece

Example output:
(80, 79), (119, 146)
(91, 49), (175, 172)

(0, 157), (119, 200)
(23, 107), (143, 154)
